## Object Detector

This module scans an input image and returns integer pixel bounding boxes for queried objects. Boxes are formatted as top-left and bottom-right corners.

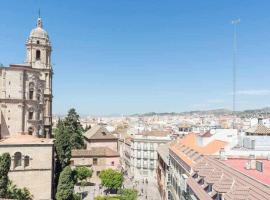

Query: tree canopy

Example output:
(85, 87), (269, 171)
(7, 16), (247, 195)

(99, 169), (123, 190)
(118, 189), (138, 200)
(55, 122), (72, 169)
(0, 153), (11, 197)
(6, 181), (32, 200)
(74, 166), (92, 183)
(56, 166), (75, 200)
(63, 108), (84, 149)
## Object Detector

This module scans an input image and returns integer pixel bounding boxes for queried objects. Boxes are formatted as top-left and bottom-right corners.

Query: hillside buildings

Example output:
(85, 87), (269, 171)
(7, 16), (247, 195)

(0, 17), (54, 199)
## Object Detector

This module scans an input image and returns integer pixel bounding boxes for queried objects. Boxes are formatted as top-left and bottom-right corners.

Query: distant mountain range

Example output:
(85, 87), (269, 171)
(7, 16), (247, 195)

(131, 107), (270, 117)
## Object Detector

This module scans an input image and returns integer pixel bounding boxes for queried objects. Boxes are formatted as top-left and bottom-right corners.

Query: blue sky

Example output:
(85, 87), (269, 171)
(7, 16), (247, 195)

(1, 1), (270, 115)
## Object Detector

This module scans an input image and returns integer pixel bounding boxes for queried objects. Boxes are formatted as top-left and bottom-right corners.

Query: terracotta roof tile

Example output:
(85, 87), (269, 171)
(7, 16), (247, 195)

(72, 147), (119, 157)
(169, 133), (227, 168)
(246, 124), (270, 135)
(84, 125), (117, 140)
(187, 156), (270, 200)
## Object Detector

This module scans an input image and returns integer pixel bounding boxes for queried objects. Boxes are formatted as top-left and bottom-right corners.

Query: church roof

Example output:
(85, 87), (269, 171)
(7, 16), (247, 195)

(29, 17), (49, 40)
(84, 125), (117, 140)
(246, 124), (270, 135)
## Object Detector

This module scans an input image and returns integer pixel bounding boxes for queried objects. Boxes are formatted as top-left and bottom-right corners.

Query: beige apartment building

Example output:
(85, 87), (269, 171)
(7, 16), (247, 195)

(0, 17), (55, 199)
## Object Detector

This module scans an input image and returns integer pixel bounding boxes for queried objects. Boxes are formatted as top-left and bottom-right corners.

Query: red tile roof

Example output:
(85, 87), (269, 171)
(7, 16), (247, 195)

(224, 158), (270, 185)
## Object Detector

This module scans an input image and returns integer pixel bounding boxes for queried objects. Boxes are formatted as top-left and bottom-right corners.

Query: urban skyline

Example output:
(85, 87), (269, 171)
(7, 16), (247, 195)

(1, 1), (270, 115)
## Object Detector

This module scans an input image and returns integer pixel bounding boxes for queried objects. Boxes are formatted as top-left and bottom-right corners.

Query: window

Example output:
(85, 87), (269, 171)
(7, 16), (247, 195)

(216, 193), (222, 200)
(150, 152), (154, 159)
(111, 161), (114, 166)
(37, 94), (40, 101)
(143, 143), (148, 150)
(137, 159), (141, 168)
(28, 127), (33, 135)
(207, 184), (212, 193)
(14, 152), (22, 168)
(93, 158), (98, 165)
(37, 40), (40, 44)
(24, 156), (30, 167)
(150, 160), (154, 169)
(29, 82), (34, 100)
(28, 111), (33, 120)
(29, 90), (34, 100)
(36, 50), (41, 60)
(97, 171), (100, 176)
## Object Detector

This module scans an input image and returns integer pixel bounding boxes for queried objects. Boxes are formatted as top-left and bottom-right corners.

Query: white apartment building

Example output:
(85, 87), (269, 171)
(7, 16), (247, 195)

(129, 131), (172, 182)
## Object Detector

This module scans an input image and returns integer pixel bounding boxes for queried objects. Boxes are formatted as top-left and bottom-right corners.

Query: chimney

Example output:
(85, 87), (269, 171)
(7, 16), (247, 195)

(249, 154), (256, 169)
(219, 148), (226, 160)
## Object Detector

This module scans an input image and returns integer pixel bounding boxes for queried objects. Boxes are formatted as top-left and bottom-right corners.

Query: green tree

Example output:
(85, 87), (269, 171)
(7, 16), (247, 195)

(56, 166), (74, 200)
(63, 108), (84, 149)
(0, 153), (11, 197)
(74, 166), (92, 184)
(6, 180), (32, 200)
(55, 122), (72, 169)
(118, 189), (138, 200)
(54, 122), (72, 192)
(99, 169), (123, 191)
(94, 196), (120, 200)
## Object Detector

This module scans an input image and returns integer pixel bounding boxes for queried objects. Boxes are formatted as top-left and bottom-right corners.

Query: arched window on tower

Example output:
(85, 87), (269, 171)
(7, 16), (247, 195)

(14, 152), (22, 168)
(36, 50), (41, 60)
(29, 82), (34, 100)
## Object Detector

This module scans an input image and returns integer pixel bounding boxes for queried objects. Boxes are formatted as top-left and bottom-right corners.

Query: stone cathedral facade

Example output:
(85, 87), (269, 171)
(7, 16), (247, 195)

(0, 17), (55, 199)
(0, 17), (53, 138)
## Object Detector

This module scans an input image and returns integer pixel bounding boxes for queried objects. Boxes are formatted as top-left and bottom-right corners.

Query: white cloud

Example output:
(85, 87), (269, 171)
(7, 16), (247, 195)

(236, 89), (270, 96)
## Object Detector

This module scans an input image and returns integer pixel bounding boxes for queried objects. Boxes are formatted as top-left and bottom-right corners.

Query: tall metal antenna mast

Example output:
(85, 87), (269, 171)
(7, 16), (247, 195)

(232, 19), (240, 129)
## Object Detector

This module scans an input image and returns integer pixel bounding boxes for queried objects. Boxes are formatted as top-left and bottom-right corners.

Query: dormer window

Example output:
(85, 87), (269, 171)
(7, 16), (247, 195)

(192, 172), (198, 179)
(36, 50), (41, 60)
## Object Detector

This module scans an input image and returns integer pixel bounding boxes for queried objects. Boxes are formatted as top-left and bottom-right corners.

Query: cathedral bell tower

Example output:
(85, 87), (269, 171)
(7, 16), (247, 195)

(26, 17), (53, 137)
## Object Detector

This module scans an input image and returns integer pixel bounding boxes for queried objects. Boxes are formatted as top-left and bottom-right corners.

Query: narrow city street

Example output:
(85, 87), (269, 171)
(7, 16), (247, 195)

(123, 175), (161, 200)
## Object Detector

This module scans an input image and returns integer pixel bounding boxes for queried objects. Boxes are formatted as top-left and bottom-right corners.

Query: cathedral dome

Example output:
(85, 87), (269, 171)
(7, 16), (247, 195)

(29, 17), (49, 40)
